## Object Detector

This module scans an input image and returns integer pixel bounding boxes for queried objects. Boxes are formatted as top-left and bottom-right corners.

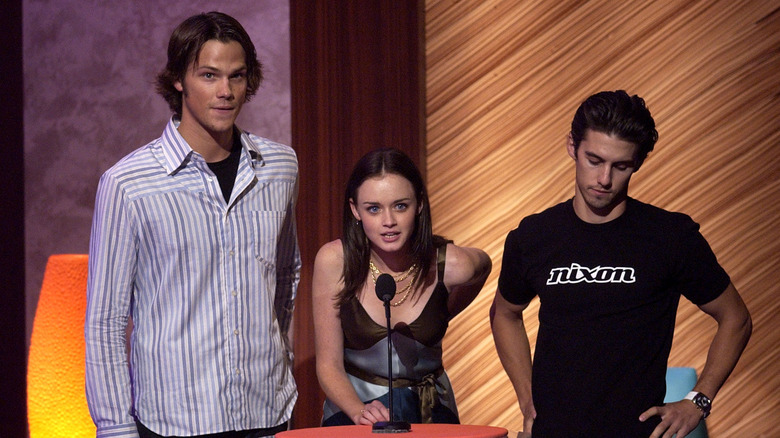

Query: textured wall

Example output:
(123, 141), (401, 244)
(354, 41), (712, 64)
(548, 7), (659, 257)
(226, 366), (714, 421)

(426, 0), (779, 436)
(23, 0), (291, 339)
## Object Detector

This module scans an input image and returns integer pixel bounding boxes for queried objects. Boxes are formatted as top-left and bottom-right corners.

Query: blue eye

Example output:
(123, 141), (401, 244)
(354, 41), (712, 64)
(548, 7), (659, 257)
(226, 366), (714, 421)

(367, 206), (379, 214)
(395, 203), (409, 211)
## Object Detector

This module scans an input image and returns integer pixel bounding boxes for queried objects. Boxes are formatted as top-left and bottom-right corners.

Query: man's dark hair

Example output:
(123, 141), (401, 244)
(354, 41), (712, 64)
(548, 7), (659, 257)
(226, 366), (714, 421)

(156, 11), (263, 117)
(570, 90), (658, 170)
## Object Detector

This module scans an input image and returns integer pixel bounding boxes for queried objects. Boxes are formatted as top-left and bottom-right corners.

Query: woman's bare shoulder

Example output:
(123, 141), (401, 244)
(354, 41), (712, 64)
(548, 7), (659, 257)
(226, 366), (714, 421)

(443, 242), (491, 284)
(315, 239), (345, 268)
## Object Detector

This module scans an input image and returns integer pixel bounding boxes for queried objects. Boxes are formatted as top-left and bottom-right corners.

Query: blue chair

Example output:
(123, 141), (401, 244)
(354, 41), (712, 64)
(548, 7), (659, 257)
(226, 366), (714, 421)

(665, 367), (709, 438)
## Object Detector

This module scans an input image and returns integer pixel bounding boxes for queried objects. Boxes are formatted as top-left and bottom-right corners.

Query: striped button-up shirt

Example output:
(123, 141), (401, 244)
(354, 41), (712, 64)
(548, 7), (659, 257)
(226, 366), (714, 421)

(85, 118), (300, 437)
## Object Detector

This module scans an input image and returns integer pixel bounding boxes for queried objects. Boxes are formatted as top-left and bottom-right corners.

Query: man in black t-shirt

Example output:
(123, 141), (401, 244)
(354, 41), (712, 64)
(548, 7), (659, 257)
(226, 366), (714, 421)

(490, 90), (752, 438)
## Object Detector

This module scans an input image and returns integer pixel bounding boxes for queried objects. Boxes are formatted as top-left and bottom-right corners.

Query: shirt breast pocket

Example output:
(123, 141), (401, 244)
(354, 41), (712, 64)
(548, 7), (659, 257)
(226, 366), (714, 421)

(252, 210), (285, 270)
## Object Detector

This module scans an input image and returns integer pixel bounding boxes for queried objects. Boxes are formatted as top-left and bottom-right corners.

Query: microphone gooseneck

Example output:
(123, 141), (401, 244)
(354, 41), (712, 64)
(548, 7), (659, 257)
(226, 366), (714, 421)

(372, 272), (411, 433)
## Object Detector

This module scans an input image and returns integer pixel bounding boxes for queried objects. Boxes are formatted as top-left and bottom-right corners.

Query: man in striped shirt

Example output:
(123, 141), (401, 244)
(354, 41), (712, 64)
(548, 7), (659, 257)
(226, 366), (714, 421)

(85, 12), (300, 438)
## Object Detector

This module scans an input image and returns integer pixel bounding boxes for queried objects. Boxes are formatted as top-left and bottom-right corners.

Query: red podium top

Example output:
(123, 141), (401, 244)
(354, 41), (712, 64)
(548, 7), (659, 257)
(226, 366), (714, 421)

(277, 424), (508, 438)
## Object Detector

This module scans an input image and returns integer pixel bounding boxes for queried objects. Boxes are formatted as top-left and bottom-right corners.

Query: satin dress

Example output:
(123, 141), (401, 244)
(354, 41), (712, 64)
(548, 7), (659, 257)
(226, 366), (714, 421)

(322, 247), (459, 425)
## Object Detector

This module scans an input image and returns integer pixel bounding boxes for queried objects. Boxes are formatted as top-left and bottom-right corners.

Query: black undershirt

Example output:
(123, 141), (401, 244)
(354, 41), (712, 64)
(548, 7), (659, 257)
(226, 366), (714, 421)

(207, 132), (242, 203)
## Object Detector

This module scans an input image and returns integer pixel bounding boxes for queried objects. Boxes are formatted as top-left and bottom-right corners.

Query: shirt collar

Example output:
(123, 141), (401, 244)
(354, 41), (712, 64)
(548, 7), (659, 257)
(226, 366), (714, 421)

(160, 117), (264, 174)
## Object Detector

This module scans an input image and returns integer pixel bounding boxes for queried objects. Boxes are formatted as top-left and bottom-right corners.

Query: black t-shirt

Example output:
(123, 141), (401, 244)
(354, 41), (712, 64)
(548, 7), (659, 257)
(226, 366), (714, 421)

(207, 132), (242, 203)
(498, 198), (729, 437)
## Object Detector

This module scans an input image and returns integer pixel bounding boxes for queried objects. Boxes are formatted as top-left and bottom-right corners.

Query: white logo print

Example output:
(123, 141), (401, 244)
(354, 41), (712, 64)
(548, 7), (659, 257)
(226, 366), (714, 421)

(547, 263), (636, 285)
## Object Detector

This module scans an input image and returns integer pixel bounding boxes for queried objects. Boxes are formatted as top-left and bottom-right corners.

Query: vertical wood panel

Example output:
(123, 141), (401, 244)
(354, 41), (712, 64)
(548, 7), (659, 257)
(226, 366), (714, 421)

(426, 1), (780, 436)
(1, 0), (27, 435)
(290, 0), (425, 428)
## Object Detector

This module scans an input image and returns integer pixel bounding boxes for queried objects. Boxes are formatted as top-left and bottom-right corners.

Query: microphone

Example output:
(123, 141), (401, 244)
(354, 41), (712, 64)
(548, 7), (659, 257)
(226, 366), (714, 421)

(375, 273), (396, 303)
(372, 273), (411, 433)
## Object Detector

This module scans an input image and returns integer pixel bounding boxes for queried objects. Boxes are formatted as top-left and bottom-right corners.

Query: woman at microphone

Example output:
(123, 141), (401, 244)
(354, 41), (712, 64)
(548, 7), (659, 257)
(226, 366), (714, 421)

(312, 148), (492, 426)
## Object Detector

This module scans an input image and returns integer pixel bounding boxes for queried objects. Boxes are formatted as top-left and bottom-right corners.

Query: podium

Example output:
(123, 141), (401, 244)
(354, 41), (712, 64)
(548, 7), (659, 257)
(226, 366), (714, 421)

(277, 424), (508, 438)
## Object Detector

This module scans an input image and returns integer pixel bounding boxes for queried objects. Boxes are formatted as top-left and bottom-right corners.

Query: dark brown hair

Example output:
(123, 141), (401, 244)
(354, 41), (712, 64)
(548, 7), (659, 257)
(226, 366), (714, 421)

(570, 90), (658, 170)
(155, 11), (263, 117)
(337, 148), (447, 307)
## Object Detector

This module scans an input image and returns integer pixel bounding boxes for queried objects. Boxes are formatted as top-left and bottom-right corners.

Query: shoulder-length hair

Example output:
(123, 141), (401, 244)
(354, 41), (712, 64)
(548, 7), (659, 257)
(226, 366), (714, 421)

(155, 11), (263, 117)
(337, 148), (446, 306)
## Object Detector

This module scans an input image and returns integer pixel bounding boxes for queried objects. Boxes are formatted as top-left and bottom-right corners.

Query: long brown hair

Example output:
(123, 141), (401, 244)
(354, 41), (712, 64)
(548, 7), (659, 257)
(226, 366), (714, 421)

(337, 148), (446, 307)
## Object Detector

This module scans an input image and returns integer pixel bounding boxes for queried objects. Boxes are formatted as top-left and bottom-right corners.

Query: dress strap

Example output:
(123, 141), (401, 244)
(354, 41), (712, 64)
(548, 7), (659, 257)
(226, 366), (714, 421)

(436, 243), (447, 284)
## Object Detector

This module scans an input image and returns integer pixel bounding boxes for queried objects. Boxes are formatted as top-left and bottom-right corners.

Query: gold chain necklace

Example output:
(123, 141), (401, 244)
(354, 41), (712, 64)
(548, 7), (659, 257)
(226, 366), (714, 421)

(369, 259), (417, 283)
(369, 259), (419, 306)
(388, 269), (419, 306)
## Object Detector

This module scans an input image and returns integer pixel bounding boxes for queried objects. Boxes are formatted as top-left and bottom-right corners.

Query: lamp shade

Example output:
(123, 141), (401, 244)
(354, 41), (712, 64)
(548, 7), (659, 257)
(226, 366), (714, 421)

(28, 254), (95, 437)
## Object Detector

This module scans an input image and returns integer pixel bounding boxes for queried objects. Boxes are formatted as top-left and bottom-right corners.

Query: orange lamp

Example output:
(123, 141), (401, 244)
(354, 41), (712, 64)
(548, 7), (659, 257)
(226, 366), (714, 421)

(28, 254), (96, 437)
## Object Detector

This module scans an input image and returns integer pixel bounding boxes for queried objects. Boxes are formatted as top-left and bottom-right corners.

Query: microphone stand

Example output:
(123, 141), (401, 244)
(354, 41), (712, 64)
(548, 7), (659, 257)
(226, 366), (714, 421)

(372, 274), (411, 433)
(385, 299), (395, 420)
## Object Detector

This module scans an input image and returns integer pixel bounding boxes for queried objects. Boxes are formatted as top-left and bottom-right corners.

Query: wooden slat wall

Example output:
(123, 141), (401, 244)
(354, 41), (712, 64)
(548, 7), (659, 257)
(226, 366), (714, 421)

(425, 1), (780, 436)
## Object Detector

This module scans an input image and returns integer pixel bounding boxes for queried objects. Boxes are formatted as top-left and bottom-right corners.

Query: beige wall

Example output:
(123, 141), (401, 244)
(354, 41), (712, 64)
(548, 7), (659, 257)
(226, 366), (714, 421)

(425, 1), (780, 436)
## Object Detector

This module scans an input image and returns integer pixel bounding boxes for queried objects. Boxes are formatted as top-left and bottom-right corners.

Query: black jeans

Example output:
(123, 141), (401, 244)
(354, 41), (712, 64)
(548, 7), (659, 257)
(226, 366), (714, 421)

(136, 421), (288, 438)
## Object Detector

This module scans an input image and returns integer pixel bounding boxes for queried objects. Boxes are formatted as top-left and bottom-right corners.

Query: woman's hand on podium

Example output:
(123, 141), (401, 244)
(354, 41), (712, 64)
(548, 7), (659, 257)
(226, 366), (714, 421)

(353, 400), (391, 425)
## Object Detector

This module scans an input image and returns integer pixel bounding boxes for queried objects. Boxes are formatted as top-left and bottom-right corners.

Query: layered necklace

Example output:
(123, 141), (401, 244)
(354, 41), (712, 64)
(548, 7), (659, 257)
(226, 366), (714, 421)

(369, 259), (419, 306)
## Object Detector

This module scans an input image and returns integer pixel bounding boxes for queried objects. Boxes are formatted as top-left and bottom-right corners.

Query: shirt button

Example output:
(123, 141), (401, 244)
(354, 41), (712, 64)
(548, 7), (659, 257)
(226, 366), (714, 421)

(233, 329), (239, 335)
(229, 250), (235, 257)
(236, 369), (241, 375)
(231, 290), (238, 296)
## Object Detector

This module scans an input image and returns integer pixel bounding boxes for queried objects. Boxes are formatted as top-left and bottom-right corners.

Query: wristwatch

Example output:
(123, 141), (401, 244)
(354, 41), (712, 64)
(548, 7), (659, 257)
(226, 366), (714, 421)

(684, 391), (712, 418)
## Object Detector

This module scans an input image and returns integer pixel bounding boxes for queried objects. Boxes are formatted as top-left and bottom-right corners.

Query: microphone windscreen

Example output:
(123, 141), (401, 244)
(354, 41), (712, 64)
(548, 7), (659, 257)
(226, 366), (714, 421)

(375, 273), (396, 303)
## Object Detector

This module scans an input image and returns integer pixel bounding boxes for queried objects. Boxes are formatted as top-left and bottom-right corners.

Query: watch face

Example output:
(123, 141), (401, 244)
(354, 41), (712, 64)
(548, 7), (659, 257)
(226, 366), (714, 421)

(692, 393), (712, 418)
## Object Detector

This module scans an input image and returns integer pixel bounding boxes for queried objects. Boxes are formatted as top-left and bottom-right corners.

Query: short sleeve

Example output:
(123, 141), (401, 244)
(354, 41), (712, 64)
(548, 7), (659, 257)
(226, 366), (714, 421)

(674, 217), (730, 305)
(498, 227), (536, 305)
